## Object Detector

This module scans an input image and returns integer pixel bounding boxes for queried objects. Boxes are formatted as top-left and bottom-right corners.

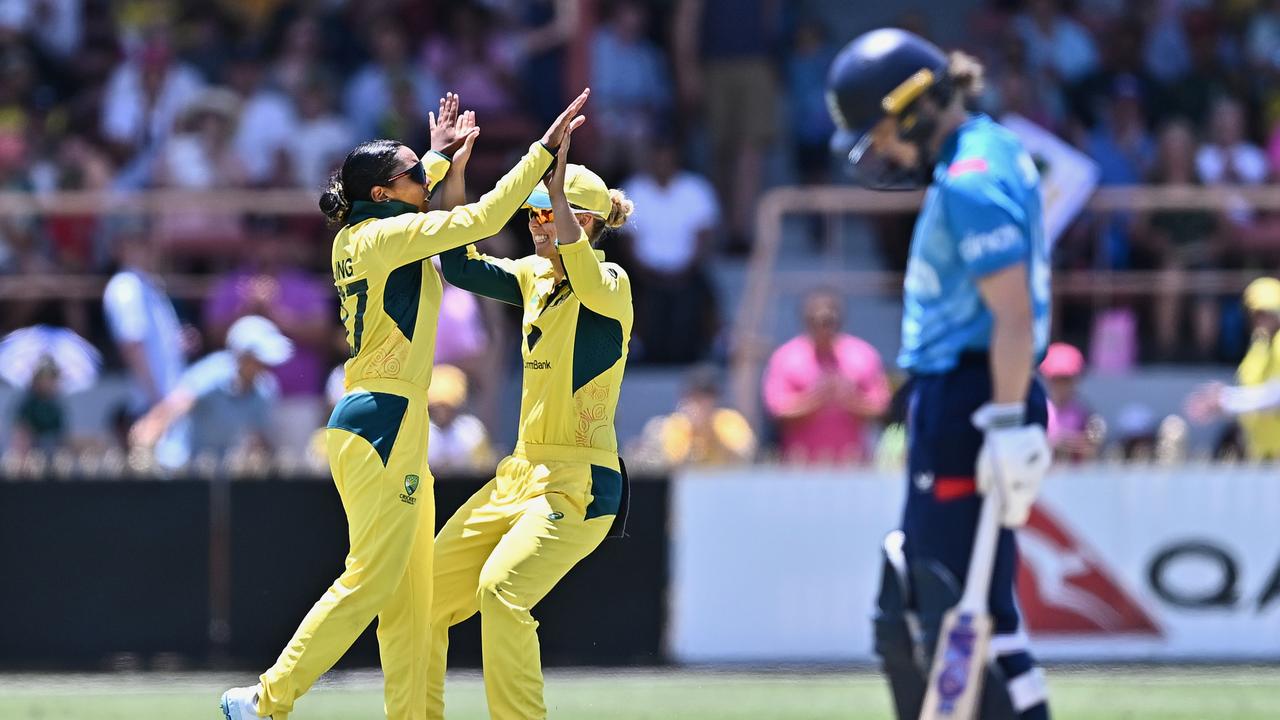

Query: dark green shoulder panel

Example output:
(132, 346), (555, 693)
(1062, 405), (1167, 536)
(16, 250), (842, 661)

(385, 261), (423, 341)
(572, 306), (623, 394)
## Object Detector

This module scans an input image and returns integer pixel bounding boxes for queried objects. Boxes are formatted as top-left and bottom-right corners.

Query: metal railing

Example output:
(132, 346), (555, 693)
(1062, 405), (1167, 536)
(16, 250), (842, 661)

(730, 184), (1280, 426)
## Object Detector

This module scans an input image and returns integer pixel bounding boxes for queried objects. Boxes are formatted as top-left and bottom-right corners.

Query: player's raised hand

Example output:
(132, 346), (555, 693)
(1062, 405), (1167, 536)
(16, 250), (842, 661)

(451, 110), (480, 166)
(541, 88), (590, 150)
(429, 92), (469, 155)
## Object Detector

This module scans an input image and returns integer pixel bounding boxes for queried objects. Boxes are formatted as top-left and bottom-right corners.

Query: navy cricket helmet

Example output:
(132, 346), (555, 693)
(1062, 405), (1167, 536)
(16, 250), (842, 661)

(826, 28), (951, 189)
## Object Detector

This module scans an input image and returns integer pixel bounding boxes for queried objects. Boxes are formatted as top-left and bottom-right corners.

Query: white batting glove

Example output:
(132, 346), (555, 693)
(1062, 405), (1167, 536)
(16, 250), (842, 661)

(972, 402), (1051, 527)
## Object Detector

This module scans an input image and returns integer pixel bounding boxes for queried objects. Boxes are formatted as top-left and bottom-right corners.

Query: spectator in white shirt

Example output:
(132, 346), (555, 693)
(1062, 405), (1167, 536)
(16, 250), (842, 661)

(130, 315), (293, 468)
(1196, 96), (1269, 185)
(621, 138), (720, 363)
(152, 88), (247, 248)
(103, 232), (187, 463)
(100, 38), (204, 166)
(104, 232), (185, 415)
(290, 76), (353, 189)
(227, 54), (299, 187)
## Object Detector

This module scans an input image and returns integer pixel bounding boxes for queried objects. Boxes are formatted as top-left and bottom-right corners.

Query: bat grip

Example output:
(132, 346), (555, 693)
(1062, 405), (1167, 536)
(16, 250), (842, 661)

(958, 483), (1002, 613)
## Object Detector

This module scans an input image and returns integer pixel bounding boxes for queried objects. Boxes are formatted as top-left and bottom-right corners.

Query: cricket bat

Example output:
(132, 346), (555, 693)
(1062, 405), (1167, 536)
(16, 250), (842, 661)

(918, 485), (1003, 720)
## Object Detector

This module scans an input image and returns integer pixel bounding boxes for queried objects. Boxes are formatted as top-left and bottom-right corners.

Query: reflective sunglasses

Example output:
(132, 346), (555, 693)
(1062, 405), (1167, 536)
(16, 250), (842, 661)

(527, 207), (597, 224)
(386, 160), (427, 185)
(528, 208), (556, 224)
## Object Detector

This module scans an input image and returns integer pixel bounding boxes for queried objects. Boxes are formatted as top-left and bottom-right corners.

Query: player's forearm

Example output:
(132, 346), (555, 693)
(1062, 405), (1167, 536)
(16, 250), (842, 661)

(439, 246), (523, 306)
(977, 264), (1035, 408)
(434, 157), (468, 211)
(989, 308), (1034, 406)
(399, 143), (553, 260)
(1220, 380), (1280, 415)
(422, 151), (452, 199)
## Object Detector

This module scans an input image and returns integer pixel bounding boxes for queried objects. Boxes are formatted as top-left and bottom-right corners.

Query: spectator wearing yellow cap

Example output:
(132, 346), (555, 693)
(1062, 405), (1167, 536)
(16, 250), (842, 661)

(635, 364), (755, 467)
(426, 364), (493, 470)
(1187, 277), (1280, 459)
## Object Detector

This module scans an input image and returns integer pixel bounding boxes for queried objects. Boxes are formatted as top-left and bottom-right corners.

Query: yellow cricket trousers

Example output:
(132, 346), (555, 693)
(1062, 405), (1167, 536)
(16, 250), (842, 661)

(260, 382), (434, 720)
(426, 443), (624, 720)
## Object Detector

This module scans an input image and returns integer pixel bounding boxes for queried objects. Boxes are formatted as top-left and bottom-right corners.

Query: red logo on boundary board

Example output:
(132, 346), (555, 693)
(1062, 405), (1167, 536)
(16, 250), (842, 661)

(1017, 505), (1162, 636)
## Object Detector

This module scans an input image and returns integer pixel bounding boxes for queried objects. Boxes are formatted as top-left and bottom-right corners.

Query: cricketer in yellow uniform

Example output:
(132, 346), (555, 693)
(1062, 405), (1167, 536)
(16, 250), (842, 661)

(1234, 277), (1280, 459)
(429, 165), (632, 720)
(256, 142), (553, 720)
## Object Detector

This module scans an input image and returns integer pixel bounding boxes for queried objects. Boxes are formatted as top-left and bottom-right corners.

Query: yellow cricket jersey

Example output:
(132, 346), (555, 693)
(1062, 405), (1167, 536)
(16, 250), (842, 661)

(439, 231), (632, 463)
(1236, 331), (1280, 459)
(331, 143), (554, 393)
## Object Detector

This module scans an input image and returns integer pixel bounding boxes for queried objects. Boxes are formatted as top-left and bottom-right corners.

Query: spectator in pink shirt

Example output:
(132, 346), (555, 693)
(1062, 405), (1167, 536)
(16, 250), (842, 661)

(763, 289), (891, 463)
(1040, 341), (1102, 462)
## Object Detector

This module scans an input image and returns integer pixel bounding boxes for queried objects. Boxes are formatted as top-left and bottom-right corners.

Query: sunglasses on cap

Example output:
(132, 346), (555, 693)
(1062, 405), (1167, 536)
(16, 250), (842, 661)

(386, 160), (427, 185)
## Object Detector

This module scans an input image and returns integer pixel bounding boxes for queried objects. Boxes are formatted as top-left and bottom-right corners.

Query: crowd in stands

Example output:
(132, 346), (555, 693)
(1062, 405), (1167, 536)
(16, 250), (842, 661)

(2, 0), (1280, 469)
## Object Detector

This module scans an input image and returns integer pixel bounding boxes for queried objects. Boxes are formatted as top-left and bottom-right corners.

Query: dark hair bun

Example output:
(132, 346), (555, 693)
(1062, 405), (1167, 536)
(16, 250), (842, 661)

(319, 171), (350, 226)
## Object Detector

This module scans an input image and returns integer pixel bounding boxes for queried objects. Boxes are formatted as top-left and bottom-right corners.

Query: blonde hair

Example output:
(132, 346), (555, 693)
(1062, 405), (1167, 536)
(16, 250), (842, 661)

(588, 188), (635, 242)
(947, 51), (985, 101)
(604, 188), (634, 229)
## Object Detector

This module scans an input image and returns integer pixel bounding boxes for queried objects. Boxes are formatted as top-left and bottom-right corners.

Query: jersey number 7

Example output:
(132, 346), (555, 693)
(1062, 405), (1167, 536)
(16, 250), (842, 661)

(339, 279), (369, 357)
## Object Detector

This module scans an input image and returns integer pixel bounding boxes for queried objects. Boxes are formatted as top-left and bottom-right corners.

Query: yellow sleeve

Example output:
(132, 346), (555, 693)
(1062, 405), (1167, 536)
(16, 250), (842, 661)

(421, 150), (452, 192)
(558, 234), (633, 321)
(372, 142), (554, 266)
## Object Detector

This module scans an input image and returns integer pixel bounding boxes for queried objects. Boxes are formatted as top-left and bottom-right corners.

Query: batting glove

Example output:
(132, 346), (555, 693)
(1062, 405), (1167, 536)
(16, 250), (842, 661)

(972, 402), (1051, 527)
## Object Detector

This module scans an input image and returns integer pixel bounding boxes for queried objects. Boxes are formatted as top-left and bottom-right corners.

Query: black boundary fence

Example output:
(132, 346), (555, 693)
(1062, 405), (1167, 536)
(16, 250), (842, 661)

(0, 473), (670, 671)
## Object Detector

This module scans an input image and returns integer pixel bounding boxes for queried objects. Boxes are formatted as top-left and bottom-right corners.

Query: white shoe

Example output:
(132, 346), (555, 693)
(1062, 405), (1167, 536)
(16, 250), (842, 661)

(220, 685), (270, 719)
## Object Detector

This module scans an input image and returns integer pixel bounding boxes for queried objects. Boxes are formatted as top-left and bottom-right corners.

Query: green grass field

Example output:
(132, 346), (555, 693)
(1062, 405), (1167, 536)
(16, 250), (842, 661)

(1, 666), (1277, 719)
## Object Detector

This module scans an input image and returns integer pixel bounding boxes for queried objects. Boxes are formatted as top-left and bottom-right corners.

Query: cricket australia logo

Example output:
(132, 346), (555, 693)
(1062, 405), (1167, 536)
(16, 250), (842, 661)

(400, 474), (420, 505)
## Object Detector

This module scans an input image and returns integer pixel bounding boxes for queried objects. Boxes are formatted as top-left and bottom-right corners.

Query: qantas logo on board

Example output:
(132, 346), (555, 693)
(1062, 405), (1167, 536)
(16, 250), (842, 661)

(1016, 505), (1162, 637)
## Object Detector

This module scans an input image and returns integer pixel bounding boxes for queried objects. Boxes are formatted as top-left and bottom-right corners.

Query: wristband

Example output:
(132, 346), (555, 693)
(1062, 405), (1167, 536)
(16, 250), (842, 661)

(973, 402), (1025, 430)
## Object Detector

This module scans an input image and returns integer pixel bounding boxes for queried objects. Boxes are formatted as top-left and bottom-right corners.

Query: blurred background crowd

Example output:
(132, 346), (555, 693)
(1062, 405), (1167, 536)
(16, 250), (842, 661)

(1, 0), (1280, 474)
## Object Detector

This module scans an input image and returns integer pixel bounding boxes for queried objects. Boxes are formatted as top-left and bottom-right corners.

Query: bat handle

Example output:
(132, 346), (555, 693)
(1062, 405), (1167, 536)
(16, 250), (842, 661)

(958, 483), (1002, 613)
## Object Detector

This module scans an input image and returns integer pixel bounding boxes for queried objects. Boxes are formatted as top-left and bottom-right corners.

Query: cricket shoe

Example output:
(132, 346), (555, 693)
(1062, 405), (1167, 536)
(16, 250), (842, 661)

(220, 684), (271, 719)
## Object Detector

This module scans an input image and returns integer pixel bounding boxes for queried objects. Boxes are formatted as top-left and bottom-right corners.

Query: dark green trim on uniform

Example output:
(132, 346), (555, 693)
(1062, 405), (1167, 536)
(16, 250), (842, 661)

(384, 261), (423, 341)
(526, 325), (543, 352)
(572, 306), (623, 394)
(438, 247), (522, 306)
(346, 199), (419, 226)
(586, 464), (623, 520)
(327, 391), (408, 466)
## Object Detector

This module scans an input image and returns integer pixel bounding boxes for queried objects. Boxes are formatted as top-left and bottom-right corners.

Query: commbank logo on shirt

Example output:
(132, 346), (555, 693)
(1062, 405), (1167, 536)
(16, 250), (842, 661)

(525, 359), (552, 370)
